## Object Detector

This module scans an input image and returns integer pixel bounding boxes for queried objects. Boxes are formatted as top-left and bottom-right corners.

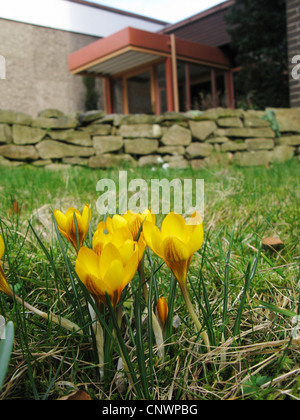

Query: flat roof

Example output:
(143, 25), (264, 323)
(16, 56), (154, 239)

(68, 26), (231, 76)
(160, 0), (234, 34)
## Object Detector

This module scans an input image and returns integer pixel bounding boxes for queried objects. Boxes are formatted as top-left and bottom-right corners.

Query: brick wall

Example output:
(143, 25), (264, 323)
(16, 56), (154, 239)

(287, 0), (300, 107)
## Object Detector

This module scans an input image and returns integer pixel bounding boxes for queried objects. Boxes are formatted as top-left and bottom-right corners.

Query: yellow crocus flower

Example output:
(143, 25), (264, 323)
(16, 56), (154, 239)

(54, 204), (91, 253)
(93, 220), (146, 264)
(143, 211), (209, 347)
(0, 235), (13, 297)
(75, 240), (139, 308)
(106, 209), (155, 248)
(142, 211), (204, 288)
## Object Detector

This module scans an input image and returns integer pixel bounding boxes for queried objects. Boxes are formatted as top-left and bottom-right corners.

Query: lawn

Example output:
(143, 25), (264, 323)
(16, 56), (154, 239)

(0, 159), (299, 401)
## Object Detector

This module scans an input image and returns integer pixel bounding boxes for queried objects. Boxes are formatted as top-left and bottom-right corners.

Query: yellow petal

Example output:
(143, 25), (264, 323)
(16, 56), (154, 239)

(54, 210), (67, 233)
(162, 236), (191, 263)
(81, 204), (90, 235)
(99, 242), (122, 279)
(112, 214), (128, 231)
(186, 223), (204, 254)
(0, 265), (12, 296)
(0, 236), (4, 260)
(103, 259), (124, 291)
(162, 236), (191, 286)
(118, 239), (136, 266)
(76, 247), (101, 280)
(161, 212), (187, 242)
(143, 221), (164, 259)
(123, 247), (139, 288)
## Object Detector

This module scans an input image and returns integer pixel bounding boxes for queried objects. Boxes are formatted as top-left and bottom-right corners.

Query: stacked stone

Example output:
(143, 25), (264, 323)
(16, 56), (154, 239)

(0, 107), (299, 169)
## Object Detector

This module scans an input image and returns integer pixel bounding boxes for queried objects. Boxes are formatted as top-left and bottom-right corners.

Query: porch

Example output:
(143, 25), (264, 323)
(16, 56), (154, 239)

(68, 26), (234, 114)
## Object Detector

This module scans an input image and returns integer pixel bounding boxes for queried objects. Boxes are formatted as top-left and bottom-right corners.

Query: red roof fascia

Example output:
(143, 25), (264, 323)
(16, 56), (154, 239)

(68, 26), (230, 74)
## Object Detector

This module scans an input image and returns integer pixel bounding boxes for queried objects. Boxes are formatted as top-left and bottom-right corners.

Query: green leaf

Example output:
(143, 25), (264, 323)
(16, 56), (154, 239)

(257, 300), (297, 318)
(0, 321), (14, 390)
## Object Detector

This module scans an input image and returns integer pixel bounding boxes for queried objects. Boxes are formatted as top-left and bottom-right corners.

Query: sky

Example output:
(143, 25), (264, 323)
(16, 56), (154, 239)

(89, 0), (227, 24)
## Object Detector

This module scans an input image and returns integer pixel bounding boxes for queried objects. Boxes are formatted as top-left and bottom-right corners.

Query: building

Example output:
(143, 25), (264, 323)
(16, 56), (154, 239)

(0, 0), (166, 115)
(0, 0), (298, 115)
(69, 1), (235, 114)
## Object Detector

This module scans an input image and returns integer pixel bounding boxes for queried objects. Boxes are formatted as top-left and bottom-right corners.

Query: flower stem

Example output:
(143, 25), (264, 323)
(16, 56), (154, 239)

(179, 282), (210, 350)
(13, 293), (83, 335)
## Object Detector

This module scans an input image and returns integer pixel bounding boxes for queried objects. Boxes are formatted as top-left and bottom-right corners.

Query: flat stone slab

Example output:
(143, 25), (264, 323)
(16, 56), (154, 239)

(12, 124), (46, 145)
(185, 142), (214, 158)
(0, 124), (12, 144)
(124, 138), (159, 155)
(93, 136), (123, 154)
(161, 124), (192, 146)
(189, 120), (217, 141)
(216, 127), (276, 138)
(32, 115), (78, 129)
(36, 140), (95, 159)
(0, 144), (39, 161)
(245, 138), (274, 151)
(89, 153), (137, 168)
(48, 129), (92, 147)
(0, 110), (32, 125)
(119, 124), (162, 138)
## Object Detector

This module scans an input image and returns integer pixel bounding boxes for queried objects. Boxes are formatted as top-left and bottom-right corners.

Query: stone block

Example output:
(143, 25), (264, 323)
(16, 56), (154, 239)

(138, 155), (164, 167)
(81, 124), (112, 135)
(32, 115), (78, 129)
(245, 138), (274, 151)
(119, 124), (162, 138)
(232, 150), (273, 166)
(93, 136), (123, 154)
(268, 108), (300, 133)
(89, 153), (137, 169)
(271, 146), (295, 163)
(276, 135), (300, 146)
(206, 136), (229, 144)
(124, 139), (159, 155)
(217, 127), (276, 138)
(185, 142), (214, 158)
(217, 117), (243, 128)
(12, 124), (46, 145)
(165, 158), (189, 169)
(189, 120), (217, 141)
(221, 141), (247, 152)
(0, 144), (39, 161)
(36, 140), (95, 159)
(161, 124), (191, 146)
(62, 157), (89, 166)
(0, 124), (12, 144)
(198, 108), (243, 120)
(0, 110), (32, 125)
(49, 129), (92, 146)
(78, 110), (106, 124)
(243, 116), (271, 128)
(38, 109), (64, 118)
(0, 155), (26, 167)
(157, 146), (185, 155)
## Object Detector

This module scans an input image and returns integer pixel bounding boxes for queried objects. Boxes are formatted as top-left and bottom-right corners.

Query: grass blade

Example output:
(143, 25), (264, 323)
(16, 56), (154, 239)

(233, 248), (261, 337)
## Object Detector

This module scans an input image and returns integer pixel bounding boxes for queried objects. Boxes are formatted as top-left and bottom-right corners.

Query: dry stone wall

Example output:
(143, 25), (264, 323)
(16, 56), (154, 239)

(0, 107), (299, 170)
